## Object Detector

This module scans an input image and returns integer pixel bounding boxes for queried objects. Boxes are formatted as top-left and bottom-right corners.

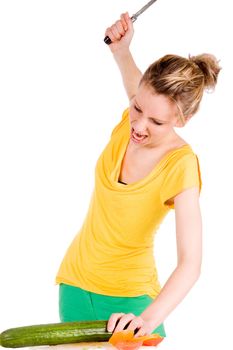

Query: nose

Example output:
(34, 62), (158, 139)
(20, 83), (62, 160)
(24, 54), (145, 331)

(133, 119), (148, 135)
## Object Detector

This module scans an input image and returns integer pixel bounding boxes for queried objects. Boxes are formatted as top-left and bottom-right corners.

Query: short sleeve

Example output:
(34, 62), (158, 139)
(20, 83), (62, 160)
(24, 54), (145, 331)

(111, 108), (129, 137)
(160, 153), (202, 209)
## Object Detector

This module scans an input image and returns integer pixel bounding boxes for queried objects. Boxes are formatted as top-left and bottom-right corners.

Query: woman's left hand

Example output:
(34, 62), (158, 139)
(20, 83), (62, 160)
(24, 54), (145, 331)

(107, 313), (154, 337)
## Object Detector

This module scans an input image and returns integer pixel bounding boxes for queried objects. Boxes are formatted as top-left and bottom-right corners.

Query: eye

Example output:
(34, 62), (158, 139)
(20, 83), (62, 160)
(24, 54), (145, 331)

(151, 119), (163, 126)
(134, 105), (142, 113)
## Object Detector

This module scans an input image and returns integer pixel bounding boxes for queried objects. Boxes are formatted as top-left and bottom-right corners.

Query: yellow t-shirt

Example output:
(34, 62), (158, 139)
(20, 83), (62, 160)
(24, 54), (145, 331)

(56, 108), (202, 298)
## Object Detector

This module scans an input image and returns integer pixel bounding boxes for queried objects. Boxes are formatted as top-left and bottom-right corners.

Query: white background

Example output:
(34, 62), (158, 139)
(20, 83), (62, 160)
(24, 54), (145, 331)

(0, 0), (232, 349)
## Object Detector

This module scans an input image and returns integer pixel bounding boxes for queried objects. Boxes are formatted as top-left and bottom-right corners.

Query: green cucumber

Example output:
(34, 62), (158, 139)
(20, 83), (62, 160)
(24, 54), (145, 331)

(0, 320), (111, 348)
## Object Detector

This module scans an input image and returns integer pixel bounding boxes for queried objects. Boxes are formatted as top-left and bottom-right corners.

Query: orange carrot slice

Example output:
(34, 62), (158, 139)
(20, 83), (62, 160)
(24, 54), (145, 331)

(109, 330), (134, 345)
(112, 341), (143, 350)
(109, 331), (164, 348)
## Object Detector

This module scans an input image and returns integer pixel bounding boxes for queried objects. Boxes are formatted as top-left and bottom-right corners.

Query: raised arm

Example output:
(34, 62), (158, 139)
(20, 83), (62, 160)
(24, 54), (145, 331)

(105, 12), (143, 101)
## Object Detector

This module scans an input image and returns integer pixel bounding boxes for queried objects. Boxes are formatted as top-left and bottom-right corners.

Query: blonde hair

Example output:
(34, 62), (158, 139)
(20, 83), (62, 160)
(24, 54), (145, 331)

(141, 53), (221, 123)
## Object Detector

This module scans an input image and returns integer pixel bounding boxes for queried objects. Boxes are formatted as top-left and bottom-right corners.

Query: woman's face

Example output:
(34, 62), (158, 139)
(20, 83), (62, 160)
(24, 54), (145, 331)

(129, 83), (183, 148)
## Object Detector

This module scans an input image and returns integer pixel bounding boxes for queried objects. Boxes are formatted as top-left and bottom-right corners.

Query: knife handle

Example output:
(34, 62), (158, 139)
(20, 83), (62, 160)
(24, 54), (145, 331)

(104, 16), (137, 45)
(104, 36), (112, 45)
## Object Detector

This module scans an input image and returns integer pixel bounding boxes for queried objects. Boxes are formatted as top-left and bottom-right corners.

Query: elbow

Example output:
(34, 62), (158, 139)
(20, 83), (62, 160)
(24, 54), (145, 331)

(194, 267), (201, 282)
(189, 265), (202, 283)
(191, 260), (202, 280)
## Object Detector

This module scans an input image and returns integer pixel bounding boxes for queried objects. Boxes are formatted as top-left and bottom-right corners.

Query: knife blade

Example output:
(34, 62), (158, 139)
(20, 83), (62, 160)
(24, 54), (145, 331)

(131, 0), (158, 22)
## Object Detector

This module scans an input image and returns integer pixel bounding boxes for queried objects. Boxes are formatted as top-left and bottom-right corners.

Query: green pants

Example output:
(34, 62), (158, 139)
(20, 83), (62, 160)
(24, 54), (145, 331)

(59, 283), (166, 338)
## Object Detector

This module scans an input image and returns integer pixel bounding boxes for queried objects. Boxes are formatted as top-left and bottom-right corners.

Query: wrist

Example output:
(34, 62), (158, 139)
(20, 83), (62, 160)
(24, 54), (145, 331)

(140, 310), (159, 332)
(112, 46), (131, 57)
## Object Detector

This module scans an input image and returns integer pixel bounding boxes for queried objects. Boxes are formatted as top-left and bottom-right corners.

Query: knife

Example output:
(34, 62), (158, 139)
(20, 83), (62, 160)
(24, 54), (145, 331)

(104, 0), (158, 45)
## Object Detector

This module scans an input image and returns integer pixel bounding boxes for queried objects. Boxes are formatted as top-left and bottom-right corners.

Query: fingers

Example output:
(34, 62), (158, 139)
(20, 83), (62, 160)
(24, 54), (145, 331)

(113, 313), (136, 333)
(105, 12), (133, 44)
(123, 12), (133, 31)
(112, 22), (124, 39)
(124, 316), (146, 336)
(105, 21), (125, 43)
(107, 313), (148, 336)
(120, 13), (128, 31)
(133, 325), (147, 337)
(107, 313), (125, 332)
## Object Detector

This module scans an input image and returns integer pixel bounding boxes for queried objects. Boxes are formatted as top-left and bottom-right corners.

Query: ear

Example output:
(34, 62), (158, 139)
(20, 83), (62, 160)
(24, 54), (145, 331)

(175, 114), (193, 128)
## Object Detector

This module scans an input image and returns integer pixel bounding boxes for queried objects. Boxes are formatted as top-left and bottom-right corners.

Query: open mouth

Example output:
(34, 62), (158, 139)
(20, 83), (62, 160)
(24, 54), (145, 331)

(131, 128), (148, 143)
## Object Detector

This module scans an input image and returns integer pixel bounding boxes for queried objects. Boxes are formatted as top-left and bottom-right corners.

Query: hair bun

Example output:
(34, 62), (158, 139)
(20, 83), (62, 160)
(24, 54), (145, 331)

(189, 53), (221, 91)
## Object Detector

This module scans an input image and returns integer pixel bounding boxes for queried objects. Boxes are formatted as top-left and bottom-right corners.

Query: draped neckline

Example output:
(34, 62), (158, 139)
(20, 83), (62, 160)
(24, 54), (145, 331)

(115, 135), (191, 189)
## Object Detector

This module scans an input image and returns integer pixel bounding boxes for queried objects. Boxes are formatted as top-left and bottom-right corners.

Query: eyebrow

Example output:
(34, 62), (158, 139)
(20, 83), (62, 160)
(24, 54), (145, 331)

(134, 100), (168, 124)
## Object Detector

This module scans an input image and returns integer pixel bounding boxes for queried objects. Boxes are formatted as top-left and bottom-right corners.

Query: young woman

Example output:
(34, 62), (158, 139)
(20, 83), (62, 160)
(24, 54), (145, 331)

(56, 12), (220, 341)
